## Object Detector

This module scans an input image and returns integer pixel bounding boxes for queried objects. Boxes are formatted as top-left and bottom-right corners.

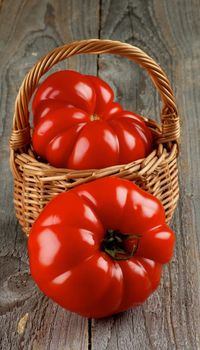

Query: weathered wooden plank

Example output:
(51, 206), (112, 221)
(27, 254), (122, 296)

(92, 1), (200, 349)
(1, 0), (200, 349)
(0, 0), (99, 349)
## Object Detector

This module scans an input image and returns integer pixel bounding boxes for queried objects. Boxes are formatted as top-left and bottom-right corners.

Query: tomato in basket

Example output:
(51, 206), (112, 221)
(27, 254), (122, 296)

(32, 70), (153, 169)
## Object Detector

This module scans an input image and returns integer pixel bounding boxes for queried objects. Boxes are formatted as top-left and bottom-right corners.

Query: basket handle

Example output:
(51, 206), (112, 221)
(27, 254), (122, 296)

(10, 39), (180, 176)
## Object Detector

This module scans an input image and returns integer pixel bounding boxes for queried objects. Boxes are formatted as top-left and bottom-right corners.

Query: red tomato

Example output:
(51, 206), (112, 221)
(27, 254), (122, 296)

(32, 71), (153, 169)
(28, 177), (175, 318)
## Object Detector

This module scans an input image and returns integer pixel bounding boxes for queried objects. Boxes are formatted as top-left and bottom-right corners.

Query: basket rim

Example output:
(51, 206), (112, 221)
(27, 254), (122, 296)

(12, 117), (178, 183)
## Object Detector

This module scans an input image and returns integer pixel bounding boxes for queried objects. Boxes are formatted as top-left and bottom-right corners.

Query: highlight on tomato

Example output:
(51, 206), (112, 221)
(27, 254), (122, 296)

(32, 70), (153, 170)
(28, 177), (175, 318)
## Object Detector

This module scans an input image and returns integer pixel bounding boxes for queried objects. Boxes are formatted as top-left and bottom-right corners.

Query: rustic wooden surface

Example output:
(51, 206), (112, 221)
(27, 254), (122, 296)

(0, 0), (199, 349)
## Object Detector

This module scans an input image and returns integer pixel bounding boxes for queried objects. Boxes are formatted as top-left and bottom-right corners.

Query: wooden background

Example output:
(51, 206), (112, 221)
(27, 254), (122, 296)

(0, 0), (200, 349)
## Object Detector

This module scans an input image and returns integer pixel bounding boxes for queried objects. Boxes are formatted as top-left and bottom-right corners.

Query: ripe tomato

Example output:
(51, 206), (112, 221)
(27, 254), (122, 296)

(28, 177), (175, 318)
(32, 70), (153, 169)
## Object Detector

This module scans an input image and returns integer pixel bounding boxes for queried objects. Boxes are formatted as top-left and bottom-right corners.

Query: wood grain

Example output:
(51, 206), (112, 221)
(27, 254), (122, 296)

(0, 0), (200, 349)
(92, 1), (200, 349)
(0, 0), (98, 349)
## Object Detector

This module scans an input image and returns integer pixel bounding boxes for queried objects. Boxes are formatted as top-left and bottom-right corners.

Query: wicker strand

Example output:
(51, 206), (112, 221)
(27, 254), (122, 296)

(10, 125), (31, 150)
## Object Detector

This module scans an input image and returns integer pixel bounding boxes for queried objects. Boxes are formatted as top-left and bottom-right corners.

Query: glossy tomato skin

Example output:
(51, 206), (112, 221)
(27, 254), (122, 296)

(28, 177), (175, 318)
(32, 71), (153, 169)
(32, 70), (96, 115)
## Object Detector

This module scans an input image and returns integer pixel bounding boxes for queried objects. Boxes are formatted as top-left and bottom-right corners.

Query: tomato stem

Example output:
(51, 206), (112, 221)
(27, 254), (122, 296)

(90, 114), (100, 121)
(101, 229), (141, 260)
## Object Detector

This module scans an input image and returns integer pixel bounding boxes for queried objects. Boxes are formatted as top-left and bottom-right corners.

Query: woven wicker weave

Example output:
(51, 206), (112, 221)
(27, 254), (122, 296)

(9, 39), (180, 236)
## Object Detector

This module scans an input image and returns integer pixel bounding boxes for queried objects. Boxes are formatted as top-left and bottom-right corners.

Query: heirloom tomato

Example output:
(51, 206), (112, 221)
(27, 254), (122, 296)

(28, 177), (175, 318)
(32, 70), (153, 169)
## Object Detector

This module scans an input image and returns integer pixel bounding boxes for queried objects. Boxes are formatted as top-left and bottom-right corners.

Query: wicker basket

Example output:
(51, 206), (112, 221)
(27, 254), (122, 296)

(9, 39), (180, 236)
